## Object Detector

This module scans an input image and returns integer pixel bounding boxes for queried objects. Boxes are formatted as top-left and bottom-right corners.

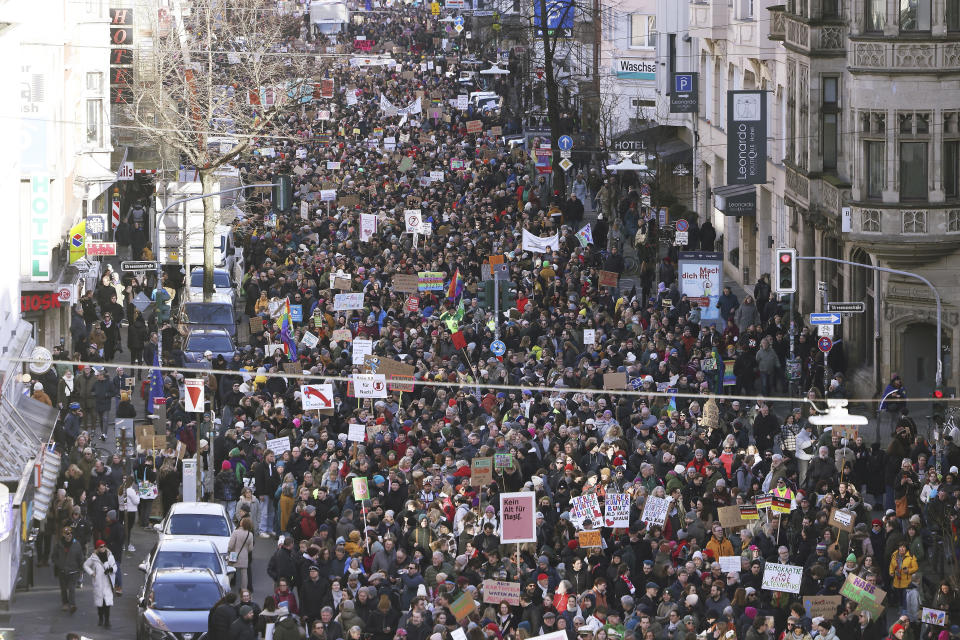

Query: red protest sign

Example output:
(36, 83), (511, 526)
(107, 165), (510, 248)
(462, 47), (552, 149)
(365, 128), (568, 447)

(466, 120), (483, 134)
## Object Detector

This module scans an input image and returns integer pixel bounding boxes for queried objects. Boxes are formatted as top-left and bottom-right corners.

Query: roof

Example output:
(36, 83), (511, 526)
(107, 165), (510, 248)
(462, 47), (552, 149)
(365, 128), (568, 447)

(181, 291), (234, 305)
(151, 567), (220, 583)
(155, 538), (221, 552)
(168, 502), (228, 516)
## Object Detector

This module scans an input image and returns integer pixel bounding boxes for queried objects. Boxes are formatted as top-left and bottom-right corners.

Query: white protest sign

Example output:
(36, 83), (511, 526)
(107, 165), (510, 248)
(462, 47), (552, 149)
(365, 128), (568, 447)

(404, 209), (423, 234)
(583, 329), (595, 345)
(603, 493), (631, 528)
(360, 213), (378, 242)
(457, 94), (468, 110)
(326, 161), (341, 170)
(569, 493), (602, 529)
(320, 189), (337, 202)
(333, 292), (365, 311)
(430, 170), (444, 182)
(353, 374), (388, 398)
(352, 338), (373, 365)
(266, 436), (291, 456)
(300, 200), (309, 221)
(300, 384), (335, 410)
(761, 564), (804, 594)
(348, 423), (366, 442)
(718, 556), (742, 573)
(521, 229), (560, 253)
(640, 495), (671, 527)
(301, 331), (320, 349)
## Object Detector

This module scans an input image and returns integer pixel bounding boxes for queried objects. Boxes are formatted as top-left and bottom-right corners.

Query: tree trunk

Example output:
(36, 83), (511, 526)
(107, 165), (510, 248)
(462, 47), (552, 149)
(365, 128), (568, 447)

(537, 0), (566, 199)
(200, 169), (217, 299)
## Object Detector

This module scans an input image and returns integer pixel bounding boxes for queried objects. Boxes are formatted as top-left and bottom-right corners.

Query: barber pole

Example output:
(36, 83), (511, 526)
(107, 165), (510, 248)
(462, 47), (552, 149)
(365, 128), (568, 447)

(111, 188), (121, 230)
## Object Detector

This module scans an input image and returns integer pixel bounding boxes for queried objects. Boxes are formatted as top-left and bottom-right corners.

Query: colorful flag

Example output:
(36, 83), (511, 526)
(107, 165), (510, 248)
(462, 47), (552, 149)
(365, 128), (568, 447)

(575, 223), (593, 247)
(68, 220), (86, 264)
(451, 331), (467, 350)
(146, 349), (164, 415)
(277, 300), (298, 361)
(446, 268), (464, 302)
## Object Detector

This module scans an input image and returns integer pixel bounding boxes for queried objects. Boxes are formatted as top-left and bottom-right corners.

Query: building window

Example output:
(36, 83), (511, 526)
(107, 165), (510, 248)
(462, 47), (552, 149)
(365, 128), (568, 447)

(867, 141), (885, 199)
(86, 99), (102, 146)
(86, 72), (102, 92)
(949, 210), (960, 231)
(902, 210), (927, 233)
(822, 77), (838, 172)
(949, 0), (960, 30)
(900, 142), (928, 200)
(630, 14), (656, 48)
(822, 0), (839, 17)
(945, 141), (960, 199)
(862, 209), (881, 232)
(867, 0), (886, 30)
(900, 0), (931, 30)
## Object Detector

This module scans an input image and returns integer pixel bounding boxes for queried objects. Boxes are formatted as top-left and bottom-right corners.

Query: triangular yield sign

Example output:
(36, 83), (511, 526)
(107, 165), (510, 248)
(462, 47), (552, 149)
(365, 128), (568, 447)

(186, 384), (203, 411)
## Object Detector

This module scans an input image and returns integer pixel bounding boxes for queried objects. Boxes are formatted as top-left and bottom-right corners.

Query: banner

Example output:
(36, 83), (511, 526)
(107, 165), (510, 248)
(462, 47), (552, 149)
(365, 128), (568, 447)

(68, 220), (86, 264)
(417, 271), (444, 291)
(482, 580), (521, 606)
(640, 496), (670, 527)
(603, 493), (630, 528)
(761, 564), (803, 594)
(569, 493), (602, 528)
(500, 491), (537, 543)
(360, 213), (377, 241)
(726, 90), (767, 185)
(839, 572), (887, 605)
(333, 292), (365, 310)
(803, 595), (843, 620)
(522, 229), (560, 253)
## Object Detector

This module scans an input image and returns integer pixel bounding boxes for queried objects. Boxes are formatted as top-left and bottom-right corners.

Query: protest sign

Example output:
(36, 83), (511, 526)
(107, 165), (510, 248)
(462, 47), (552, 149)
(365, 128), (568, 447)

(466, 120), (483, 133)
(363, 354), (416, 378)
(482, 580), (521, 606)
(921, 608), (947, 626)
(331, 329), (353, 343)
(761, 564), (804, 594)
(348, 423), (366, 442)
(249, 316), (265, 333)
(598, 270), (619, 288)
(471, 457), (494, 486)
(300, 384), (335, 411)
(755, 494), (773, 510)
(577, 530), (602, 548)
(717, 505), (750, 530)
(603, 372), (627, 390)
(352, 338), (374, 365)
(387, 374), (415, 392)
(352, 477), (370, 500)
(771, 496), (792, 513)
(417, 271), (444, 291)
(282, 362), (302, 375)
(301, 331), (320, 349)
(569, 493), (603, 528)
(334, 292), (365, 311)
(450, 592), (476, 621)
(494, 453), (514, 471)
(739, 505), (759, 520)
(603, 493), (631, 528)
(266, 436), (291, 456)
(640, 496), (670, 527)
(500, 492), (536, 543)
(840, 573), (886, 605)
(521, 229), (559, 253)
(718, 556), (742, 573)
(353, 374), (388, 398)
(583, 329), (596, 345)
(392, 273), (420, 293)
(803, 595), (843, 620)
(828, 507), (855, 532)
(332, 275), (352, 290)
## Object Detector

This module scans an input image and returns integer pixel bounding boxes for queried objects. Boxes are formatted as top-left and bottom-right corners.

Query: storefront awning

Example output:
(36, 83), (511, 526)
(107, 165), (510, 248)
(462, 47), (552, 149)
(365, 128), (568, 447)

(713, 184), (757, 217)
(0, 390), (59, 481)
(111, 145), (163, 175)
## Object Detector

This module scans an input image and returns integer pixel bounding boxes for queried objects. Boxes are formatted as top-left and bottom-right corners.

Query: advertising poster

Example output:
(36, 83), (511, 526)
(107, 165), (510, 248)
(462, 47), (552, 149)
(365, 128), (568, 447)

(678, 251), (723, 327)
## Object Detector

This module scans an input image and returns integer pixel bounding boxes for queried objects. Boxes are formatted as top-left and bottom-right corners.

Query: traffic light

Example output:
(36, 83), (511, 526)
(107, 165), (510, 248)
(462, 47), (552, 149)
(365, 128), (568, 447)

(499, 282), (516, 312)
(477, 280), (495, 309)
(272, 174), (292, 212)
(774, 248), (797, 294)
(933, 386), (947, 422)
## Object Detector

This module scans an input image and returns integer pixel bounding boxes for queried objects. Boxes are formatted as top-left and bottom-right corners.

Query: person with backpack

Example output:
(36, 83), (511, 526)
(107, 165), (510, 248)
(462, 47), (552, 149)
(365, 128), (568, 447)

(215, 460), (241, 522)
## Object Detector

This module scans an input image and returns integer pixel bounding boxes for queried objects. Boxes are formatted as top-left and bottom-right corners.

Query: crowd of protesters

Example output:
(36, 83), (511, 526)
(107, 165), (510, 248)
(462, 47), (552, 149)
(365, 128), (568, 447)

(31, 1), (960, 640)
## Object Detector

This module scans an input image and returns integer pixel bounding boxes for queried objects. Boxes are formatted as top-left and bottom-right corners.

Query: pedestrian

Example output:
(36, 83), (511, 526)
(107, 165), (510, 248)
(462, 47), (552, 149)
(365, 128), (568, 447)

(122, 477), (140, 551)
(51, 525), (83, 614)
(208, 592), (240, 640)
(82, 539), (117, 628)
(228, 516), (256, 593)
(230, 605), (258, 640)
(102, 509), (125, 595)
(216, 460), (241, 521)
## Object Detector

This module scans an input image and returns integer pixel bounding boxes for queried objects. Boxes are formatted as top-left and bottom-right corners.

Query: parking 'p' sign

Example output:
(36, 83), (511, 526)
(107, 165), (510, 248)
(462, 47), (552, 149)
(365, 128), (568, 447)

(670, 72), (699, 114)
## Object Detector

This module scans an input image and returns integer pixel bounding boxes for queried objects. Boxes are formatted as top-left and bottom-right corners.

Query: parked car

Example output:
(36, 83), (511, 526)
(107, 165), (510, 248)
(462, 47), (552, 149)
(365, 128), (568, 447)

(187, 267), (237, 307)
(138, 537), (235, 592)
(178, 291), (236, 338)
(182, 329), (236, 369)
(137, 567), (224, 640)
(153, 502), (234, 556)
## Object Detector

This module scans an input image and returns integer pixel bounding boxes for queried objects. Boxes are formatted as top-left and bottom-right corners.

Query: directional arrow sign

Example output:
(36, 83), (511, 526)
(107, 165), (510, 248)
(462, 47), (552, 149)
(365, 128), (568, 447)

(826, 302), (865, 313)
(809, 313), (841, 325)
(184, 378), (204, 413)
(557, 135), (573, 151)
(300, 383), (335, 410)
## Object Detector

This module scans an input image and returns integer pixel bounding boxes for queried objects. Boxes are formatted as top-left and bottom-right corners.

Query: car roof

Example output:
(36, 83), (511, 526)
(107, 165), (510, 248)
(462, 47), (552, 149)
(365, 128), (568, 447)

(168, 502), (229, 516)
(155, 538), (221, 552)
(189, 267), (229, 274)
(182, 291), (234, 304)
(151, 567), (220, 583)
(184, 328), (233, 339)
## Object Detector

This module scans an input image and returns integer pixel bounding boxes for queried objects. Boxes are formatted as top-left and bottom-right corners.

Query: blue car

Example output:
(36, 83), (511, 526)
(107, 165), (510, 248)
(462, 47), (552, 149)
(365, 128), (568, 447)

(137, 567), (224, 640)
(182, 329), (235, 370)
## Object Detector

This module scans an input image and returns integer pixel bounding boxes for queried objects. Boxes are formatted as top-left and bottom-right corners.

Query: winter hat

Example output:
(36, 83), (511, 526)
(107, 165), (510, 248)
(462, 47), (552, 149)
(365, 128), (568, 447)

(892, 624), (905, 636)
(106, 510), (117, 521)
(222, 461), (232, 470)
(744, 607), (757, 619)
(95, 539), (106, 548)
(239, 605), (253, 616)
(846, 553), (857, 563)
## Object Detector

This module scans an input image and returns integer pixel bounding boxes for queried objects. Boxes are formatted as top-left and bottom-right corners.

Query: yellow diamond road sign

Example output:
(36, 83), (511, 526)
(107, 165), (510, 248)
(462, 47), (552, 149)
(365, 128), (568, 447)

(454, 23), (464, 33)
(559, 158), (573, 172)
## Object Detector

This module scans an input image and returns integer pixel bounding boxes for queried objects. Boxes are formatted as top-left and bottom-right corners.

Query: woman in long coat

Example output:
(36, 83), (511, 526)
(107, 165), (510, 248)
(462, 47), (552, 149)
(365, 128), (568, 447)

(83, 539), (117, 628)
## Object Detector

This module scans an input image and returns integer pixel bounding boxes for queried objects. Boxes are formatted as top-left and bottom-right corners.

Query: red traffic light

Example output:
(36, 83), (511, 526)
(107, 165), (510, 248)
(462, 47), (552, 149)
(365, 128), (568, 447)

(934, 389), (944, 399)
(780, 253), (792, 263)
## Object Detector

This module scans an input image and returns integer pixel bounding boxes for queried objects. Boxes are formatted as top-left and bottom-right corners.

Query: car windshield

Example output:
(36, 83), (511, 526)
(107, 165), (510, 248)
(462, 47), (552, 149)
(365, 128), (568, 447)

(184, 333), (233, 354)
(154, 551), (221, 573)
(168, 514), (230, 537)
(184, 304), (233, 326)
(151, 580), (221, 610)
(190, 271), (231, 288)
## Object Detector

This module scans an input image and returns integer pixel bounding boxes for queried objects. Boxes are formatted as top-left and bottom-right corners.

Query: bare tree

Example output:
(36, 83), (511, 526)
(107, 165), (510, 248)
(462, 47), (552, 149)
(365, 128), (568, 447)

(595, 75), (623, 154)
(125, 0), (308, 295)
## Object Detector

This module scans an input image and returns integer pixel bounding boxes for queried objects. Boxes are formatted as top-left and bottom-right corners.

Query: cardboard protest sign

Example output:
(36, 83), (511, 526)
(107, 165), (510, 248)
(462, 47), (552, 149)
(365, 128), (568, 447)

(331, 329), (353, 343)
(466, 120), (483, 134)
(333, 276), (352, 290)
(840, 573), (886, 606)
(761, 564), (803, 594)
(803, 595), (843, 620)
(393, 273), (420, 293)
(598, 270), (619, 288)
(387, 374), (415, 392)
(450, 592), (476, 621)
(364, 354), (415, 378)
(717, 505), (750, 530)
(640, 496), (670, 527)
(282, 362), (303, 375)
(828, 507), (855, 532)
(482, 580), (521, 606)
(500, 492), (536, 543)
(577, 530), (602, 548)
(136, 424), (155, 448)
(249, 317), (265, 333)
(471, 457), (494, 486)
(603, 493), (631, 528)
(603, 372), (627, 390)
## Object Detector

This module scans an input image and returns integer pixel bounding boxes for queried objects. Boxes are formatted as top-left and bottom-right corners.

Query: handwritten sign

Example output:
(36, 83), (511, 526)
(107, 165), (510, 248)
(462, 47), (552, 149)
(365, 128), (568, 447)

(803, 595), (843, 620)
(482, 580), (521, 606)
(718, 505), (752, 530)
(569, 494), (602, 529)
(471, 457), (494, 486)
(761, 564), (804, 594)
(348, 423), (366, 442)
(266, 436), (291, 456)
(640, 496), (670, 527)
(718, 556), (742, 573)
(828, 507), (855, 532)
(577, 530), (602, 548)
(598, 270), (619, 288)
(603, 493), (631, 528)
(602, 372), (627, 390)
(393, 274), (420, 293)
(500, 492), (536, 543)
(417, 271), (444, 291)
(840, 572), (886, 605)
(331, 328), (353, 343)
(450, 592), (476, 622)
(466, 120), (483, 134)
(249, 316), (265, 333)
(333, 292), (365, 311)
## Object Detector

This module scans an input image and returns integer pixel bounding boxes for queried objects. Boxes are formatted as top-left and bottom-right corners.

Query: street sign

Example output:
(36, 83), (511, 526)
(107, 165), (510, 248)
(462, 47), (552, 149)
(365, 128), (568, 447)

(809, 313), (841, 325)
(559, 158), (573, 172)
(669, 73), (699, 113)
(818, 324), (834, 338)
(826, 302), (865, 313)
(132, 292), (153, 313)
(454, 23), (463, 33)
(454, 16), (464, 26)
(557, 135), (573, 151)
(86, 241), (117, 256)
(490, 340), (506, 356)
(121, 260), (160, 272)
(818, 336), (833, 353)
(482, 263), (509, 281)
(86, 214), (107, 234)
(676, 219), (689, 232)
(559, 150), (571, 158)
(674, 231), (688, 246)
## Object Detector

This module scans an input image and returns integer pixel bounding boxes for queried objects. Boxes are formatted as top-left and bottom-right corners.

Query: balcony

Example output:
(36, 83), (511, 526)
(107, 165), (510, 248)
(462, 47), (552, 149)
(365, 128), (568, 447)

(785, 162), (810, 206)
(848, 39), (960, 73)
(768, 5), (785, 41)
(689, 0), (725, 41)
(783, 15), (846, 55)
(845, 204), (960, 266)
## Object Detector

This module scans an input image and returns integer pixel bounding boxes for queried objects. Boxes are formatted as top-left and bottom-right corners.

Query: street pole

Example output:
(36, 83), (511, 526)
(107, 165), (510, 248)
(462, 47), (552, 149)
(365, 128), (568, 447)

(820, 280), (830, 398)
(494, 275), (500, 340)
(796, 255), (943, 387)
(152, 183), (279, 369)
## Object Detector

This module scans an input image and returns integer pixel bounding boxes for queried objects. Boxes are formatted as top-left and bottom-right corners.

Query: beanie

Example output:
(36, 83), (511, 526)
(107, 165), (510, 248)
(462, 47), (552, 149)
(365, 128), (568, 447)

(222, 460), (232, 470)
(846, 553), (857, 563)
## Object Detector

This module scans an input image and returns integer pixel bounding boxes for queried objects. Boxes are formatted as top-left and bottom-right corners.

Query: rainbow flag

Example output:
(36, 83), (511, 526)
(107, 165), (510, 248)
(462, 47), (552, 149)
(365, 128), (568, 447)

(276, 299), (298, 361)
(446, 268), (464, 302)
